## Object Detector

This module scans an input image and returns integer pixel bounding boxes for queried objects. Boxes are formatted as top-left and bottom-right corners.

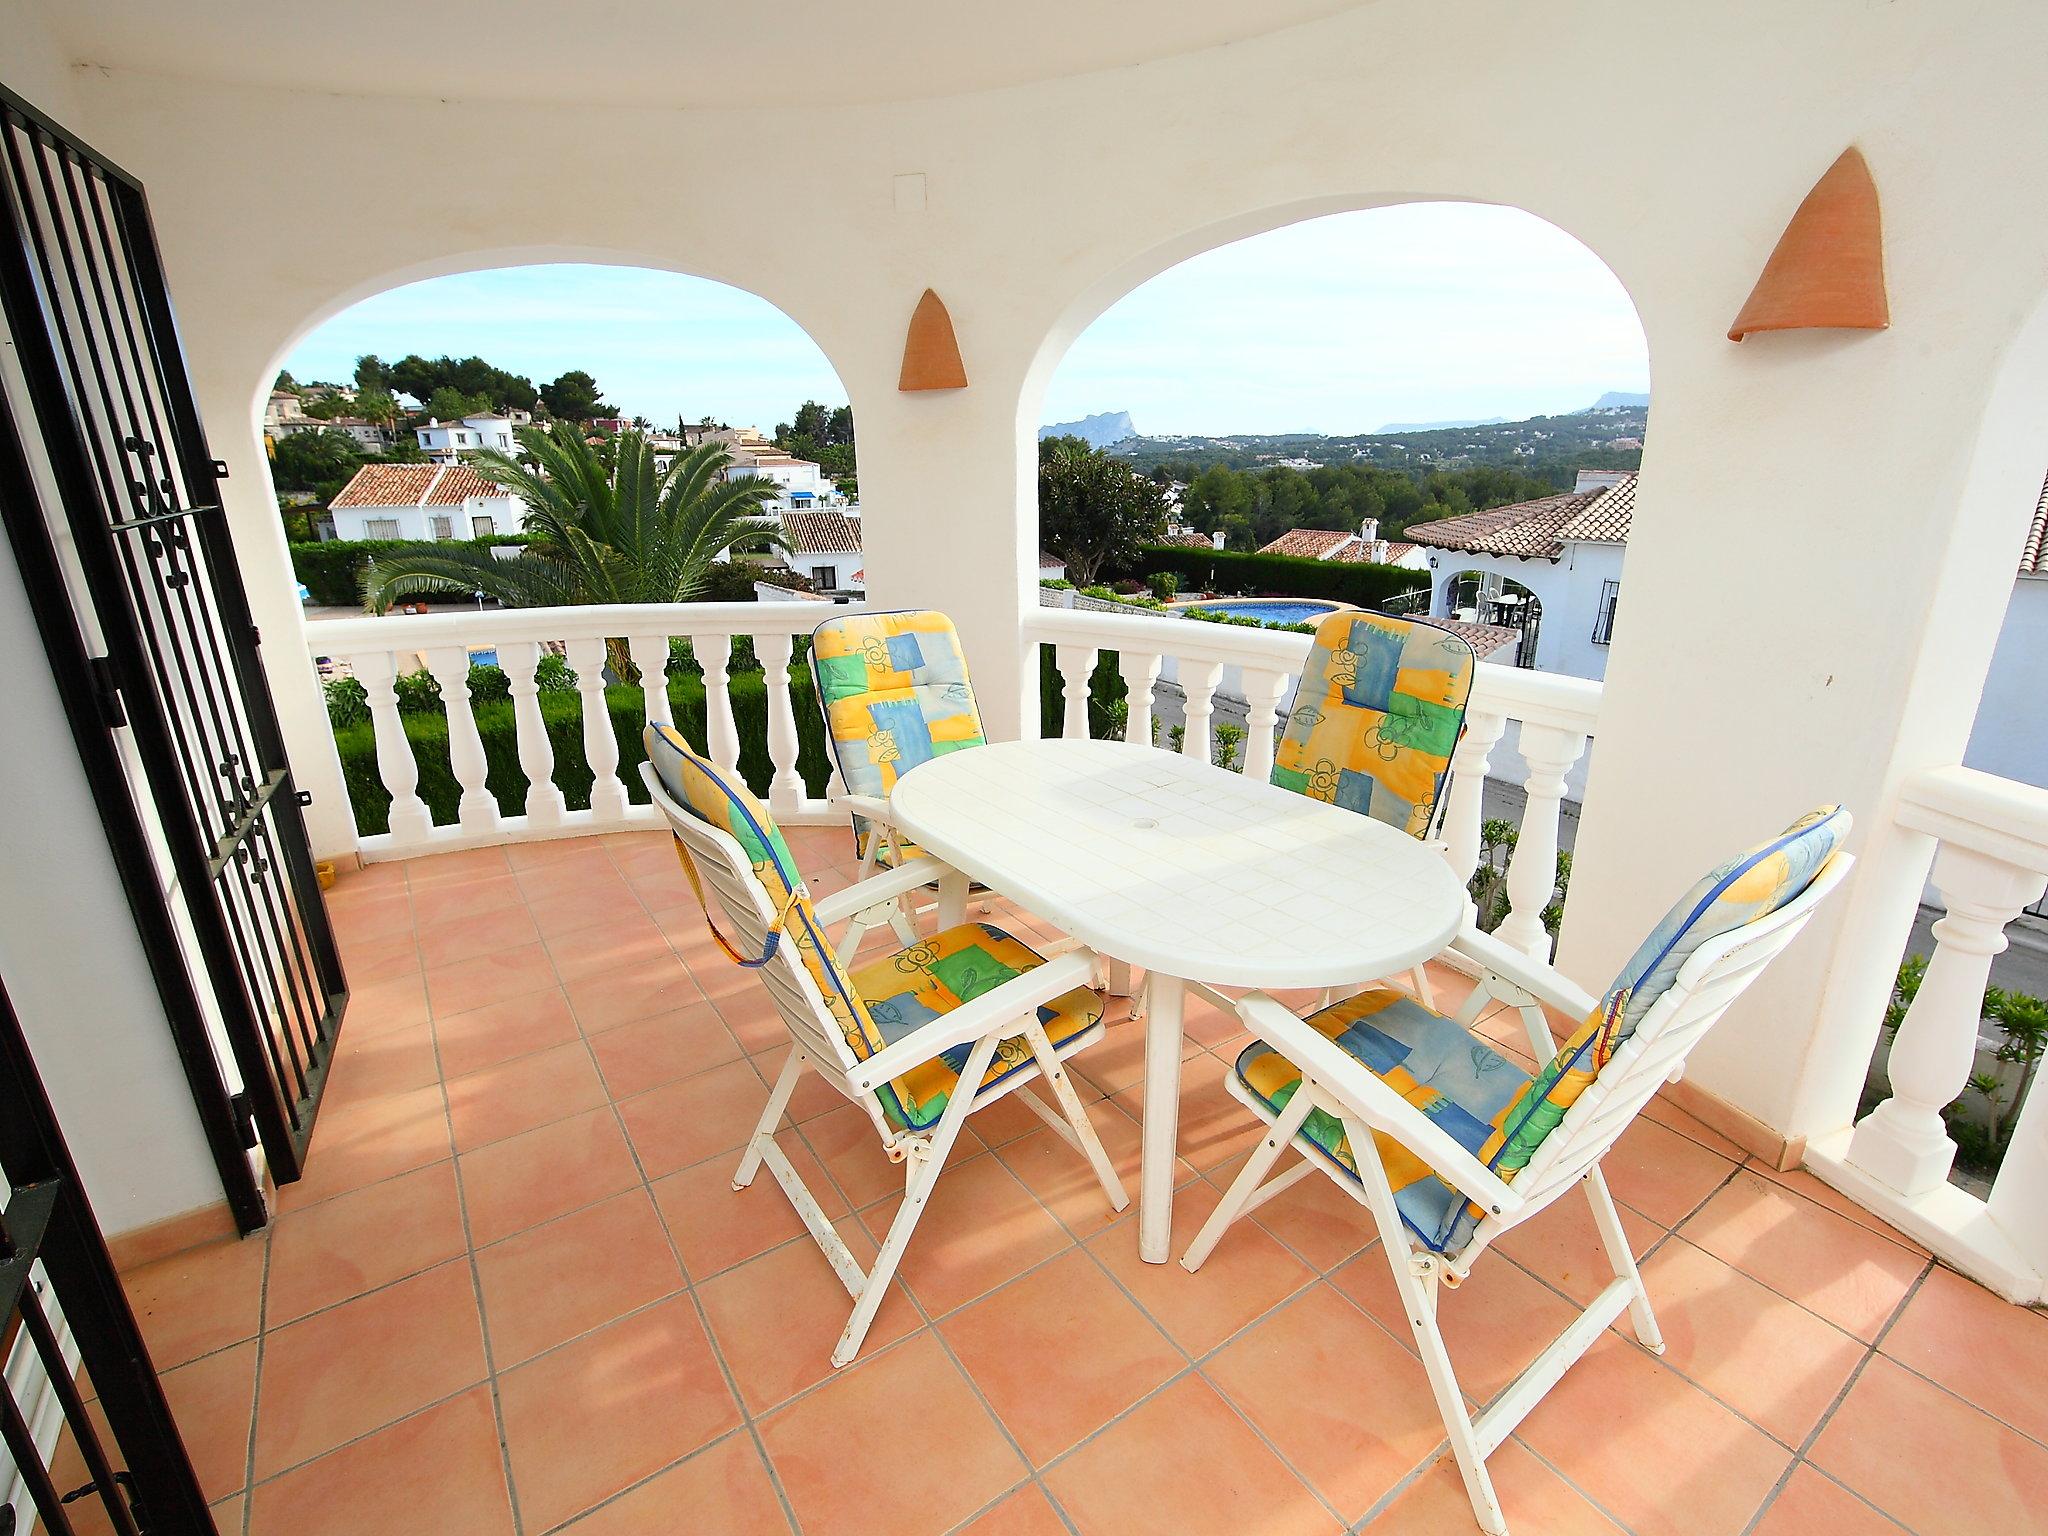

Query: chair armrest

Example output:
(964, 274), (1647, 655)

(1448, 925), (1601, 1023)
(1237, 992), (1525, 1222)
(811, 857), (953, 928)
(836, 793), (893, 824)
(846, 949), (1099, 1093)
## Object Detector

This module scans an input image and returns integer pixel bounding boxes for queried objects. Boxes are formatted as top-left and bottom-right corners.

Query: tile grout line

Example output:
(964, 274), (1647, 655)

(232, 1221), (273, 1536)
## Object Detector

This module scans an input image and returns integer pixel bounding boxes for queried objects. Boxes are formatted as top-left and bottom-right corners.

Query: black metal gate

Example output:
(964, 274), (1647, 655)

(0, 81), (346, 1195)
(2, 976), (217, 1536)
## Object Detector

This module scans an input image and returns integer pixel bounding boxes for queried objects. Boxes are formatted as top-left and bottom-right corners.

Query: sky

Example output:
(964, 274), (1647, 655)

(284, 204), (1648, 437)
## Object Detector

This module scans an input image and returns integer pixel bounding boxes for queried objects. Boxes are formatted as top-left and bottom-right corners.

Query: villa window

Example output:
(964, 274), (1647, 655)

(814, 565), (837, 590)
(432, 516), (453, 539)
(472, 515), (495, 537)
(365, 517), (400, 539)
(1592, 579), (1621, 645)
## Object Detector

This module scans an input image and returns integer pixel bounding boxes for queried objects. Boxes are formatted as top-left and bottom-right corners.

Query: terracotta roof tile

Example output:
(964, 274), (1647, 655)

(1406, 476), (1636, 560)
(1427, 618), (1522, 660)
(777, 509), (861, 555)
(329, 464), (504, 509)
(1258, 528), (1354, 559)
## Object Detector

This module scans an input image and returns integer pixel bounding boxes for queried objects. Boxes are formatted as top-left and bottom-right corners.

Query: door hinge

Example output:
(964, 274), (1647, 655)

(212, 459), (229, 479)
(86, 655), (126, 728)
(228, 1092), (259, 1150)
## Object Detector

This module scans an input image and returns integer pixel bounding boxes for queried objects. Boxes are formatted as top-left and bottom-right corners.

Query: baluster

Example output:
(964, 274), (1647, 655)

(757, 630), (804, 816)
(627, 633), (670, 729)
(1441, 707), (1508, 916)
(353, 650), (432, 846)
(1240, 668), (1290, 778)
(699, 633), (741, 774)
(1494, 720), (1587, 957)
(1180, 659), (1223, 764)
(1119, 650), (1162, 747)
(1986, 994), (2048, 1281)
(506, 640), (567, 828)
(1055, 644), (1096, 739)
(564, 635), (628, 821)
(425, 645), (499, 835)
(1849, 845), (2047, 1197)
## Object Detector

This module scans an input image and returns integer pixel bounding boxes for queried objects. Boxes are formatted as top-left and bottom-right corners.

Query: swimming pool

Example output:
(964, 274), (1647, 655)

(1182, 598), (1343, 627)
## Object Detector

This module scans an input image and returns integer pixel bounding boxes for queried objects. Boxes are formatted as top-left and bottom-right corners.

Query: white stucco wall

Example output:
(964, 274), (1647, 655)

(1431, 540), (1624, 683)
(1964, 575), (2048, 789)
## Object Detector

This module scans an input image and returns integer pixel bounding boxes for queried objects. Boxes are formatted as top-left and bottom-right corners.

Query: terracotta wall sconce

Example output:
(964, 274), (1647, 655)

(1729, 147), (1888, 342)
(898, 289), (968, 390)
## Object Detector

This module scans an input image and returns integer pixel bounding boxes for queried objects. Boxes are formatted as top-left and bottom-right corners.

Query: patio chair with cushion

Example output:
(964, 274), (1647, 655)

(641, 723), (1128, 1366)
(1182, 805), (1854, 1535)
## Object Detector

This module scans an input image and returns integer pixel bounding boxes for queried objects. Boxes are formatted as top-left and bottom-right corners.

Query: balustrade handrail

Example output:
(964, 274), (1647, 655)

(1894, 764), (2048, 874)
(308, 599), (865, 654)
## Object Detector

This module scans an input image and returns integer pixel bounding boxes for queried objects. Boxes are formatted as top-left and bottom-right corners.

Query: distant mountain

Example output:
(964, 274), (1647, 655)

(1040, 410), (1136, 448)
(1378, 416), (1509, 432)
(1586, 391), (1649, 411)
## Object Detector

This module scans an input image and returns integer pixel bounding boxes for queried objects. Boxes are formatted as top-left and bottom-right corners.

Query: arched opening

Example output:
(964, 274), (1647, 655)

(1442, 568), (1544, 668)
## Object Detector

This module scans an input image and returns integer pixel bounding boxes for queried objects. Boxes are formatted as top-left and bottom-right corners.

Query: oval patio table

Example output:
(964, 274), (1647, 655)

(889, 736), (1468, 1263)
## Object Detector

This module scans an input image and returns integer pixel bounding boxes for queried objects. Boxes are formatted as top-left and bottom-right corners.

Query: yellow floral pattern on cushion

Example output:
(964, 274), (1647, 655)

(811, 611), (985, 863)
(644, 724), (1096, 1132)
(1270, 613), (1477, 839)
(852, 922), (1104, 1130)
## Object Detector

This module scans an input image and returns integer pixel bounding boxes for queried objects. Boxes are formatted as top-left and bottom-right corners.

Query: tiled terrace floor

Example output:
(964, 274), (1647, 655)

(81, 830), (2048, 1535)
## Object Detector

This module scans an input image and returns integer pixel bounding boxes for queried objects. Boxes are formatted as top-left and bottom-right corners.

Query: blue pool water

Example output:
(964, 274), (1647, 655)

(468, 648), (500, 668)
(1186, 599), (1341, 627)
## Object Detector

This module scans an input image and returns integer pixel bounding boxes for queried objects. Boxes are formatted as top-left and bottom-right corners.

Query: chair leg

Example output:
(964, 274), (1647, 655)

(1022, 1023), (1128, 1212)
(1409, 963), (1437, 1009)
(832, 1031), (1001, 1368)
(1343, 1108), (1508, 1536)
(734, 1047), (805, 1190)
(1585, 1168), (1663, 1351)
(1181, 1085), (1315, 1273)
(886, 898), (922, 949)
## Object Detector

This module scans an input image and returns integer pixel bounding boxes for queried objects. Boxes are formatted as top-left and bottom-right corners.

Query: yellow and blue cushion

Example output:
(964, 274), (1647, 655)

(1271, 613), (1477, 839)
(1236, 804), (1850, 1253)
(811, 611), (985, 862)
(644, 724), (1092, 1133)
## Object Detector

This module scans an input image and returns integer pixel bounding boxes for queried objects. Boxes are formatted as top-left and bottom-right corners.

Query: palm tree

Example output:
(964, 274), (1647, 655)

(362, 422), (780, 677)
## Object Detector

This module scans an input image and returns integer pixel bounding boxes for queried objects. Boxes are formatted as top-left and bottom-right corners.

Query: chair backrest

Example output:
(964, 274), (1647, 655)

(1462, 809), (1854, 1260)
(810, 612), (985, 843)
(640, 724), (907, 1137)
(1270, 612), (1477, 839)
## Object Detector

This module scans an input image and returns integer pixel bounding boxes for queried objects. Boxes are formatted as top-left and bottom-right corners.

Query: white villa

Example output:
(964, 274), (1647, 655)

(325, 462), (523, 542)
(768, 506), (864, 594)
(414, 412), (517, 460)
(1258, 516), (1430, 572)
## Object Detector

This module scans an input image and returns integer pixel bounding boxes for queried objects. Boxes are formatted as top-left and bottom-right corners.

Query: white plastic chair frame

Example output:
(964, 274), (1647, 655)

(639, 762), (1130, 1366)
(1183, 851), (1853, 1535)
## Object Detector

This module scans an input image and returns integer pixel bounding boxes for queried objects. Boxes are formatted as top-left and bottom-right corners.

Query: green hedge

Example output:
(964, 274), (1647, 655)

(291, 535), (530, 606)
(1128, 544), (1427, 608)
(332, 667), (833, 835)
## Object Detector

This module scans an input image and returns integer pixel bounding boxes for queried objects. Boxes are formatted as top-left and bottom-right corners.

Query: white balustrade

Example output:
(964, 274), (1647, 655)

(1441, 705), (1508, 916)
(308, 602), (865, 859)
(1494, 719), (1590, 958)
(1055, 644), (1096, 740)
(1117, 650), (1163, 746)
(1179, 660), (1224, 764)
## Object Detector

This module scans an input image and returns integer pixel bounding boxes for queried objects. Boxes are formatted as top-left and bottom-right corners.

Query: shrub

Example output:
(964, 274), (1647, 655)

(1181, 606), (1315, 635)
(291, 536), (529, 607)
(1146, 571), (1180, 602)
(1129, 545), (1427, 609)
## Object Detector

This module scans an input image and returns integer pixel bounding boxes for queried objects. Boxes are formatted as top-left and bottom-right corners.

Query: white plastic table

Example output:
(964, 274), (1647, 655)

(889, 736), (1468, 1263)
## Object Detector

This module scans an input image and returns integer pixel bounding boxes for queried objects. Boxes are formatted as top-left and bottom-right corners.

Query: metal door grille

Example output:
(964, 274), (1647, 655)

(0, 84), (346, 1186)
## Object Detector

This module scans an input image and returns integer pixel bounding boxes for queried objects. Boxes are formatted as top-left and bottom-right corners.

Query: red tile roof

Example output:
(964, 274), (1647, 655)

(329, 464), (504, 509)
(1259, 528), (1354, 559)
(1406, 476), (1637, 561)
(1429, 619), (1523, 660)
(777, 509), (861, 554)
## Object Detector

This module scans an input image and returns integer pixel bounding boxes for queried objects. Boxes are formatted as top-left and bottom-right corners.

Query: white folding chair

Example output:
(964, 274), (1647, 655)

(1184, 810), (1853, 1534)
(639, 732), (1129, 1366)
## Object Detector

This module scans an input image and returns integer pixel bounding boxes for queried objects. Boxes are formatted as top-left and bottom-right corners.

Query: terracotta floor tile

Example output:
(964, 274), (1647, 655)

(346, 972), (431, 1039)
(746, 1044), (845, 1123)
(1810, 1354), (2048, 1536)
(544, 909), (677, 982)
(415, 904), (543, 970)
(444, 1040), (607, 1150)
(1331, 1238), (1580, 1407)
(859, 1148), (1075, 1316)
(1633, 1235), (1866, 1445)
(684, 950), (763, 1004)
(210, 1494), (245, 1534)
(406, 846), (514, 886)
(616, 1057), (770, 1178)
(759, 1331), (1025, 1536)
(253, 1260), (486, 1478)
(715, 987), (797, 1054)
(524, 870), (640, 939)
(1640, 1093), (1750, 1162)
(1516, 1333), (1790, 1536)
(1236, 1156), (1377, 1272)
(329, 888), (414, 946)
(432, 986), (580, 1080)
(498, 1298), (742, 1531)
(1754, 1161), (1928, 1250)
(160, 1339), (258, 1502)
(1361, 1438), (1626, 1534)
(588, 1002), (744, 1099)
(1087, 1180), (1314, 1357)
(1600, 1115), (1741, 1226)
(1043, 1374), (1335, 1536)
(1680, 1169), (1925, 1341)
(957, 1484), (1069, 1536)
(698, 1221), (917, 1411)
(563, 952), (709, 1033)
(796, 1102), (910, 1210)
(336, 930), (421, 984)
(508, 841), (616, 879)
(992, 1103), (1154, 1241)
(1881, 1263), (2048, 1442)
(423, 942), (558, 1018)
(267, 1161), (467, 1324)
(247, 1387), (513, 1536)
(1489, 1187), (1665, 1307)
(460, 1105), (644, 1247)
(1750, 1463), (1907, 1536)
(557, 1433), (790, 1535)
(1112, 1052), (1266, 1174)
(652, 1128), (847, 1278)
(1205, 1282), (1445, 1519)
(123, 1234), (267, 1369)
(323, 1020), (441, 1106)
(407, 872), (525, 930)
(943, 1248), (1181, 1464)
(274, 1084), (452, 1211)
(475, 1190), (684, 1366)
(1078, 1019), (1206, 1098)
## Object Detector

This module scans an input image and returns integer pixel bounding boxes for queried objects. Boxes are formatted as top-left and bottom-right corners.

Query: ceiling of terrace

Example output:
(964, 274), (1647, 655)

(48, 0), (1376, 109)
